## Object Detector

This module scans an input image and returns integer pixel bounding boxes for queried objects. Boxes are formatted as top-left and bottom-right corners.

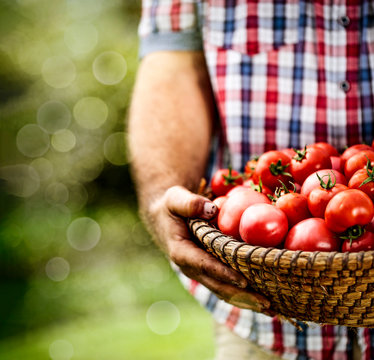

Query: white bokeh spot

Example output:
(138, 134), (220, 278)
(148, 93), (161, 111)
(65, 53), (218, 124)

(73, 97), (108, 129)
(64, 23), (98, 54)
(37, 101), (71, 134)
(45, 257), (70, 282)
(146, 301), (180, 335)
(51, 129), (76, 152)
(45, 182), (69, 205)
(67, 217), (101, 251)
(93, 51), (127, 85)
(16, 124), (50, 158)
(42, 56), (76, 89)
(30, 157), (54, 181)
(49, 339), (74, 360)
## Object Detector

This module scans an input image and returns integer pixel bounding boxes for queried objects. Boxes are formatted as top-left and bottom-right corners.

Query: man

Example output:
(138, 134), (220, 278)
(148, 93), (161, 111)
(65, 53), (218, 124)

(128, 1), (374, 359)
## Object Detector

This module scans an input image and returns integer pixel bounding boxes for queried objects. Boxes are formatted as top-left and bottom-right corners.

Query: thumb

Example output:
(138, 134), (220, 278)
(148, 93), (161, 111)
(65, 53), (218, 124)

(165, 185), (217, 220)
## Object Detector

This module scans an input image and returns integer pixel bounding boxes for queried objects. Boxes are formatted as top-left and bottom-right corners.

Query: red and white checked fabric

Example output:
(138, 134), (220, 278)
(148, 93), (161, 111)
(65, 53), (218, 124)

(139, 1), (374, 359)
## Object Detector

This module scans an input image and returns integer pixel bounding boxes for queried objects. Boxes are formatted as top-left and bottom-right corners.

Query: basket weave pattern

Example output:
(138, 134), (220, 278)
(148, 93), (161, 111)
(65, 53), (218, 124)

(189, 218), (374, 327)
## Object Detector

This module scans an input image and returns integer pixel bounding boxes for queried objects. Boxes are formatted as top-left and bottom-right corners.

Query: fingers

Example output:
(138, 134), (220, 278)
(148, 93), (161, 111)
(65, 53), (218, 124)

(196, 274), (272, 313)
(169, 239), (248, 289)
(172, 242), (272, 312)
(164, 185), (217, 220)
(157, 185), (274, 314)
(168, 236), (272, 313)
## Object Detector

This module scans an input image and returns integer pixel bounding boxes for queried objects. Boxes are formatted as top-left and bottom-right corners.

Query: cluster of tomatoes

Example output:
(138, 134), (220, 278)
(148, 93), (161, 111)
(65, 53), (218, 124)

(210, 142), (374, 252)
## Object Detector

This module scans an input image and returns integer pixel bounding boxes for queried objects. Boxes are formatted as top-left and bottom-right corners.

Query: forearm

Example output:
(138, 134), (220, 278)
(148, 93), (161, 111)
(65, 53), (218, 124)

(126, 51), (273, 311)
(128, 51), (216, 213)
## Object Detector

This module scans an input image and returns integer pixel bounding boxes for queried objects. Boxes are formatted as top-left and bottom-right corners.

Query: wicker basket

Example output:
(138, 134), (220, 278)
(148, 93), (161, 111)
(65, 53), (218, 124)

(188, 218), (374, 328)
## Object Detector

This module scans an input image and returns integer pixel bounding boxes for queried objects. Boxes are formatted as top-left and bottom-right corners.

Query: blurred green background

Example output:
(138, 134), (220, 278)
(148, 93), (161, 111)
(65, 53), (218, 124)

(0, 0), (214, 359)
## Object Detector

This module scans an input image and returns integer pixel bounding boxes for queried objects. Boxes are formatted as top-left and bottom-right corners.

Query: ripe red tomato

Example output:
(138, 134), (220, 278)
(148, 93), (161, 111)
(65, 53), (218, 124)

(217, 188), (271, 239)
(310, 142), (339, 157)
(340, 144), (373, 167)
(348, 168), (374, 201)
(242, 178), (273, 196)
(284, 218), (340, 252)
(365, 217), (374, 235)
(211, 168), (243, 197)
(244, 158), (258, 179)
(280, 148), (296, 160)
(325, 189), (374, 233)
(210, 196), (227, 226)
(239, 203), (288, 247)
(330, 156), (343, 172)
(290, 146), (332, 184)
(300, 169), (347, 197)
(213, 196), (227, 209)
(308, 181), (348, 218)
(275, 192), (311, 228)
(254, 150), (292, 191)
(294, 183), (301, 193)
(344, 150), (374, 179)
(342, 230), (374, 252)
(226, 185), (253, 197)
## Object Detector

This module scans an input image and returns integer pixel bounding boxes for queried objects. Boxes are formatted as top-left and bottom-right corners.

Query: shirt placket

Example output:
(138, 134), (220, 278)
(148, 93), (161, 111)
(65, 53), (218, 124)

(342, 0), (361, 146)
(320, 1), (343, 149)
(322, 1), (360, 150)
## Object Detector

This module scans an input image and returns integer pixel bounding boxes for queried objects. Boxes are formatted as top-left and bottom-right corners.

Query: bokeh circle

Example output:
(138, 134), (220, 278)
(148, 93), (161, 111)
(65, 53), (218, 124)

(42, 56), (76, 89)
(146, 301), (180, 335)
(67, 217), (101, 251)
(92, 51), (127, 85)
(37, 101), (71, 134)
(73, 97), (108, 129)
(16, 124), (50, 158)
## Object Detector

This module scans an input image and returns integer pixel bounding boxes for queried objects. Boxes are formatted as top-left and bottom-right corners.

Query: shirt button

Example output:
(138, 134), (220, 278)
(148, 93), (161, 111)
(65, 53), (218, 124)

(340, 80), (350, 93)
(338, 15), (350, 27)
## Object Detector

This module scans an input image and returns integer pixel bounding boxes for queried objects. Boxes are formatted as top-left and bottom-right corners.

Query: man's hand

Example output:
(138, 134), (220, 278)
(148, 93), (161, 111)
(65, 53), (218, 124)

(128, 51), (273, 314)
(146, 185), (274, 314)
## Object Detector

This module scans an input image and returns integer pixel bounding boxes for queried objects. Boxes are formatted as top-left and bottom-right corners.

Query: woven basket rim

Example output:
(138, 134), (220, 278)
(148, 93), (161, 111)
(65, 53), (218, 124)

(188, 218), (374, 272)
(189, 218), (374, 327)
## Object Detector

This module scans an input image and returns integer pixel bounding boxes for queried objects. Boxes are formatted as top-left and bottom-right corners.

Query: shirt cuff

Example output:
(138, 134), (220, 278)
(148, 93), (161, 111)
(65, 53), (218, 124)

(139, 31), (203, 58)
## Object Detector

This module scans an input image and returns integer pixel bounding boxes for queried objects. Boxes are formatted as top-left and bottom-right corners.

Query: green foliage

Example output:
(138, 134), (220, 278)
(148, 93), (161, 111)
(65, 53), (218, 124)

(0, 0), (215, 358)
(0, 304), (214, 360)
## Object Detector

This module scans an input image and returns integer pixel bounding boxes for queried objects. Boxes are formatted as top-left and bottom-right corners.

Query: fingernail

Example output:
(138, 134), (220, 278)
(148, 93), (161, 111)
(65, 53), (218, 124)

(235, 300), (264, 312)
(260, 298), (271, 308)
(233, 279), (248, 289)
(203, 202), (217, 219)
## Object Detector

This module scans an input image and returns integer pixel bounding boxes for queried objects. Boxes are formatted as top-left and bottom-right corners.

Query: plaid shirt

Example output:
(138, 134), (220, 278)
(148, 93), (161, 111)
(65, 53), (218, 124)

(139, 1), (374, 359)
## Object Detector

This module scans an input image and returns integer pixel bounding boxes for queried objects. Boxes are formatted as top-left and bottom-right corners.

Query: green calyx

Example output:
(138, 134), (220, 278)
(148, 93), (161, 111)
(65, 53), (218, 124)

(269, 159), (292, 177)
(359, 156), (374, 187)
(222, 166), (242, 185)
(317, 171), (336, 190)
(340, 225), (365, 246)
(249, 177), (264, 193)
(271, 180), (296, 202)
(292, 146), (307, 162)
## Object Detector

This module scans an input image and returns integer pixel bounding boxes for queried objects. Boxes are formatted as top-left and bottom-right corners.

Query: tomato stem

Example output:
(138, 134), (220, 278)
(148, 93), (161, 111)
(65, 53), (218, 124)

(359, 156), (374, 187)
(269, 159), (292, 177)
(339, 225), (365, 245)
(222, 166), (242, 186)
(317, 171), (336, 190)
(257, 177), (263, 193)
(248, 177), (264, 193)
(292, 146), (307, 162)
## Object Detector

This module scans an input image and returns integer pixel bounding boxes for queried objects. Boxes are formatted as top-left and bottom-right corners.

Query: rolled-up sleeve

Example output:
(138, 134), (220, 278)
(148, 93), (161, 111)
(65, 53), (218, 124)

(138, 0), (203, 58)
